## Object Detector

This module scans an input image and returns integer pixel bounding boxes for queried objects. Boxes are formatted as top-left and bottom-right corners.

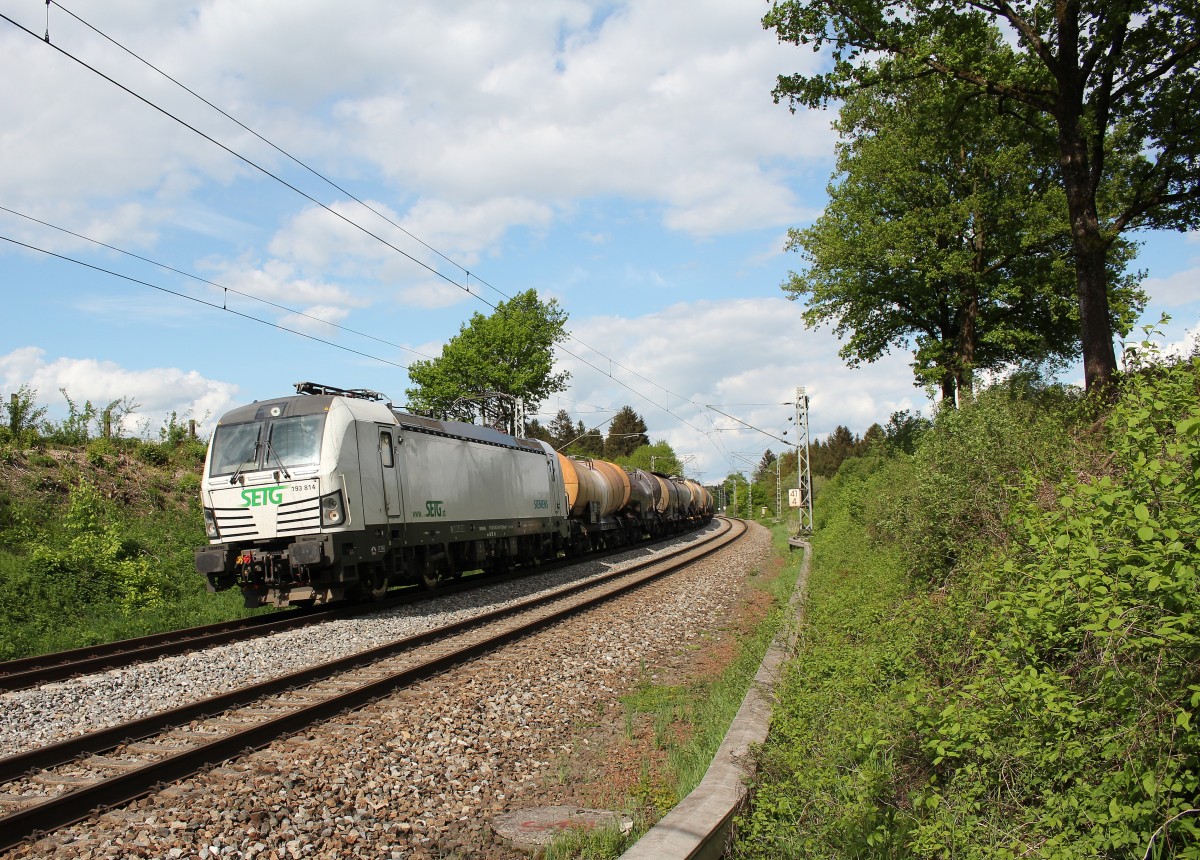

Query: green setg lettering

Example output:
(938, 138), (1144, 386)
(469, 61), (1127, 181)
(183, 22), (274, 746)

(240, 486), (286, 508)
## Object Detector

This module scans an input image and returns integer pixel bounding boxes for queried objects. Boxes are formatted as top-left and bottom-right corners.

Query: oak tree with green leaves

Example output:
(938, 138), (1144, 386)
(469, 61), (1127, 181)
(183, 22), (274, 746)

(766, 0), (1200, 393)
(405, 290), (570, 434)
(782, 57), (1143, 401)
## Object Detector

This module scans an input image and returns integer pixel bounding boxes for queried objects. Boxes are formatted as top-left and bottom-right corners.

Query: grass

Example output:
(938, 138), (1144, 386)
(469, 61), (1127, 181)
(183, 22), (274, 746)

(545, 520), (803, 858)
(731, 457), (921, 858)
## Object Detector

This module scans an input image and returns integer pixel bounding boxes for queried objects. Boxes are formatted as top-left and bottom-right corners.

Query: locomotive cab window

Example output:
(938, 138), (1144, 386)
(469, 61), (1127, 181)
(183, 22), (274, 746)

(210, 422), (262, 476)
(268, 415), (325, 469)
(380, 431), (394, 467)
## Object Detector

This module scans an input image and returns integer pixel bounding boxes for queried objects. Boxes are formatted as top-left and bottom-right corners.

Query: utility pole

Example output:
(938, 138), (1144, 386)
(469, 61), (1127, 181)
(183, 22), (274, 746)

(775, 456), (781, 521)
(795, 386), (813, 535)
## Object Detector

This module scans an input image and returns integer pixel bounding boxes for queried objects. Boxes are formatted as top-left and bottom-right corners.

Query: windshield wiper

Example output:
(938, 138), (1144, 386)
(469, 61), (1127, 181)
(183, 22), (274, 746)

(229, 441), (260, 485)
(265, 440), (292, 480)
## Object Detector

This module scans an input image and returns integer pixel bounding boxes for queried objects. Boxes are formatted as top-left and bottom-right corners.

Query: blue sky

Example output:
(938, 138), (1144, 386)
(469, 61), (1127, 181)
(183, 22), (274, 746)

(1, 0), (1197, 483)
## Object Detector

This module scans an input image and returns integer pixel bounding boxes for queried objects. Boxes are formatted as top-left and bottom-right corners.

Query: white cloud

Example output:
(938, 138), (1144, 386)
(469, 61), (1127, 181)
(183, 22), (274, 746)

(277, 304), (352, 335)
(1, 0), (837, 361)
(264, 197), (553, 290)
(555, 297), (931, 481)
(203, 257), (367, 314)
(1165, 322), (1200, 358)
(1142, 267), (1200, 308)
(0, 347), (239, 436)
(3, 1), (830, 249)
(395, 279), (476, 311)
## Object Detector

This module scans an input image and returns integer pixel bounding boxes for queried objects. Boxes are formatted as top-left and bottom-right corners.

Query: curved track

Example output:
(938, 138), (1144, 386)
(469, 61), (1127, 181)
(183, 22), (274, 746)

(0, 519), (744, 852)
(0, 527), (706, 692)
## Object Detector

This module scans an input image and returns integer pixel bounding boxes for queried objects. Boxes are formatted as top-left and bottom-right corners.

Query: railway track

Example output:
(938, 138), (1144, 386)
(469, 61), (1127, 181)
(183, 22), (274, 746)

(0, 518), (744, 852)
(0, 529), (695, 693)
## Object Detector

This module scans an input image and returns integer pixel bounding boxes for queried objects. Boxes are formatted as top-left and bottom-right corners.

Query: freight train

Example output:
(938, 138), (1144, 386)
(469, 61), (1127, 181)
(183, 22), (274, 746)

(195, 382), (714, 608)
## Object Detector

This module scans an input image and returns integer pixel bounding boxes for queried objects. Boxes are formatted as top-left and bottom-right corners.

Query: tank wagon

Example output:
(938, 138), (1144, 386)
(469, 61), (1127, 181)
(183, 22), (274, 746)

(195, 382), (713, 607)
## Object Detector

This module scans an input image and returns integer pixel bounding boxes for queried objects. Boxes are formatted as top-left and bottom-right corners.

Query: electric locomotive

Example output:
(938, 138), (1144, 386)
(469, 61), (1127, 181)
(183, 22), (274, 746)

(195, 382), (712, 608)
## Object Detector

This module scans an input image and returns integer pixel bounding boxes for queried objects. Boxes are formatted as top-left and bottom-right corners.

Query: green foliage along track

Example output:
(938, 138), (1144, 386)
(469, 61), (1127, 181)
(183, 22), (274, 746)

(734, 353), (1200, 858)
(0, 436), (251, 661)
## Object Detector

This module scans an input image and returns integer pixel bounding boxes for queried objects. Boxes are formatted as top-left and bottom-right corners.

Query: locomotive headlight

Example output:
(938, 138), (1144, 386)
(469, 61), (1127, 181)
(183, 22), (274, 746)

(320, 490), (346, 526)
(203, 508), (220, 540)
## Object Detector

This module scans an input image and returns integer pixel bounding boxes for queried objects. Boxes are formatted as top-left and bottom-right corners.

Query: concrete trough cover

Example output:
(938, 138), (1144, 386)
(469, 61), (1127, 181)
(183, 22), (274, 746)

(493, 806), (633, 850)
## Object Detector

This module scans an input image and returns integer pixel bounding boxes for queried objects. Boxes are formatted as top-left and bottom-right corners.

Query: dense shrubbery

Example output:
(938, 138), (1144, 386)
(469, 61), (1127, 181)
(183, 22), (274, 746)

(736, 353), (1200, 858)
(0, 385), (252, 660)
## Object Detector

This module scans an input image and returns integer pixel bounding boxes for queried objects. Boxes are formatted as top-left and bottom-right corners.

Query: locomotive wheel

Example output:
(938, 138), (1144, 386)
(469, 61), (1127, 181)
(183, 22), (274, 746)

(421, 568), (442, 589)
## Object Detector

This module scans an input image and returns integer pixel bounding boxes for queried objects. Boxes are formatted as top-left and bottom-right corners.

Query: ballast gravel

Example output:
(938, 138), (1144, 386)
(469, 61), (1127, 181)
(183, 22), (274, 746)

(0, 525), (716, 759)
(2, 521), (775, 859)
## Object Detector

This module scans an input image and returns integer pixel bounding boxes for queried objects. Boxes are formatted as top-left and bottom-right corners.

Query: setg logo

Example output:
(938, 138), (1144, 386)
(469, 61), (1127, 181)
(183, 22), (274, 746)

(426, 500), (446, 517)
(241, 486), (286, 508)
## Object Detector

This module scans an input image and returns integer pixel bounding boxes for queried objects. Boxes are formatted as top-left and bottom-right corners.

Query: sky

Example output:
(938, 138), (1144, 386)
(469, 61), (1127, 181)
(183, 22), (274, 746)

(1, 0), (1197, 484)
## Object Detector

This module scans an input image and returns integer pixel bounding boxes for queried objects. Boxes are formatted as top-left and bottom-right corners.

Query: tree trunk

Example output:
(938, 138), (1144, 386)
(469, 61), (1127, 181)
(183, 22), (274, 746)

(957, 282), (979, 402)
(940, 370), (957, 405)
(1056, 76), (1117, 393)
(1073, 238), (1117, 392)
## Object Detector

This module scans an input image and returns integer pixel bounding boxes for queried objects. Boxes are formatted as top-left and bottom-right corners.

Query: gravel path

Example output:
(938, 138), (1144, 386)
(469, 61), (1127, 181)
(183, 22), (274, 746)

(3, 521), (774, 859)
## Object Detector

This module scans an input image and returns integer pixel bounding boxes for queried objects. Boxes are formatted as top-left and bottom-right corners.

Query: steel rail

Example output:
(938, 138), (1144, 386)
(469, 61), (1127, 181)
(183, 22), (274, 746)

(0, 527), (693, 691)
(0, 519), (743, 852)
(0, 602), (362, 692)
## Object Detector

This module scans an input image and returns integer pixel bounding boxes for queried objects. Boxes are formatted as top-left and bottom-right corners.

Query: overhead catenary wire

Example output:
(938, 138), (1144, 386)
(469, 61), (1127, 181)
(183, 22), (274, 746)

(45, 0), (508, 306)
(704, 403), (791, 447)
(2, 5), (782, 468)
(45, 1), (703, 416)
(0, 234), (413, 374)
(0, 8), (498, 313)
(9, 5), (719, 431)
(0, 205), (435, 363)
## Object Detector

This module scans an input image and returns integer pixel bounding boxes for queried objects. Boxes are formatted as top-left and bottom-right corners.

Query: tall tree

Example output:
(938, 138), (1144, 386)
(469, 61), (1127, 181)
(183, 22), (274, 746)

(782, 58), (1142, 402)
(570, 420), (605, 457)
(765, 0), (1200, 393)
(547, 409), (578, 450)
(604, 406), (649, 459)
(405, 290), (570, 433)
(754, 450), (779, 485)
(522, 418), (553, 445)
(810, 425), (863, 477)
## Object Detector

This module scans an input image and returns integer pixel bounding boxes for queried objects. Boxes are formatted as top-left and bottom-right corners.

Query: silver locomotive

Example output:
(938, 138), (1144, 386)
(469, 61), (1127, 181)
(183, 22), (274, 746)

(196, 382), (713, 607)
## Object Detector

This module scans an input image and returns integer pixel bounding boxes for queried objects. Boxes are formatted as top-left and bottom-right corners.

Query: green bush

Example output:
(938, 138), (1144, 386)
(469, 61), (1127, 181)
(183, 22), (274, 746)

(905, 357), (1200, 857)
(176, 471), (201, 496)
(28, 451), (58, 468)
(136, 441), (170, 466)
(737, 359), (1200, 859)
(86, 437), (119, 468)
(172, 438), (208, 469)
(874, 382), (1083, 587)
